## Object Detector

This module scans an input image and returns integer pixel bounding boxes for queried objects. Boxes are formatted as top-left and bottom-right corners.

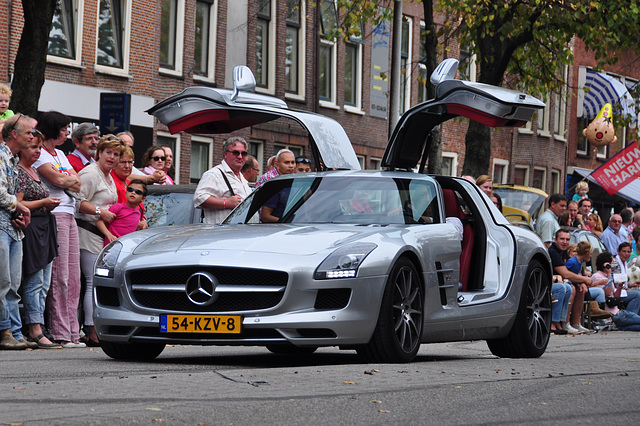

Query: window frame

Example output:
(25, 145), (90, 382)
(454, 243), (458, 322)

(193, 0), (218, 83)
(159, 0), (185, 77)
(255, 0), (276, 94)
(318, 0), (338, 108)
(95, 0), (132, 77)
(190, 135), (214, 184)
(441, 152), (458, 177)
(553, 66), (568, 141)
(513, 165), (530, 187)
(550, 169), (561, 194)
(532, 167), (547, 191)
(157, 131), (181, 184)
(284, 0), (306, 101)
(492, 158), (509, 184)
(47, 0), (84, 68)
(344, 34), (364, 113)
(537, 95), (551, 137)
(369, 158), (382, 170)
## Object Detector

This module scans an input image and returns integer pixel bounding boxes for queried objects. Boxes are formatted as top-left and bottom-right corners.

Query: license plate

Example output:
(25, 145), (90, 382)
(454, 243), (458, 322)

(160, 315), (241, 334)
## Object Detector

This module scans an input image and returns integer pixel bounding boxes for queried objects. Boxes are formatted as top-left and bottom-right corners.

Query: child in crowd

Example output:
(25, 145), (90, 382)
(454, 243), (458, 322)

(96, 179), (147, 246)
(0, 83), (15, 134)
(572, 181), (589, 202)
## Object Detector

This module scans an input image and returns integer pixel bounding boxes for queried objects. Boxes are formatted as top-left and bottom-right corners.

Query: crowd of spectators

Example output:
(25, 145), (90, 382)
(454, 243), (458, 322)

(0, 106), (184, 350)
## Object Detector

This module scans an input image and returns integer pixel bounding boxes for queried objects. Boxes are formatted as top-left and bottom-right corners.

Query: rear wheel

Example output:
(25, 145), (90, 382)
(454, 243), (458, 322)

(487, 260), (551, 358)
(357, 258), (423, 363)
(100, 341), (166, 361)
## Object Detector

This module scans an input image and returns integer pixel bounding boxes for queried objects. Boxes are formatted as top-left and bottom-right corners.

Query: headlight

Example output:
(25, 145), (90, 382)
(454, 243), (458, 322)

(94, 241), (123, 278)
(314, 243), (377, 280)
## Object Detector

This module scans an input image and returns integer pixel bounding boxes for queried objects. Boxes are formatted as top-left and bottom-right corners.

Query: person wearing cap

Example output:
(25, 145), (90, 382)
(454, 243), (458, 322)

(67, 123), (100, 173)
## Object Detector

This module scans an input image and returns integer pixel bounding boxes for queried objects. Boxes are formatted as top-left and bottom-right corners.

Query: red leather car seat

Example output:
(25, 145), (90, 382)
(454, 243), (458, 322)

(442, 189), (474, 291)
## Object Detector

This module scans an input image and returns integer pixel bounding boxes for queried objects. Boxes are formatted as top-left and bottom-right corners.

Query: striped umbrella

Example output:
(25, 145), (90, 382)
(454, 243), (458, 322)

(582, 69), (636, 126)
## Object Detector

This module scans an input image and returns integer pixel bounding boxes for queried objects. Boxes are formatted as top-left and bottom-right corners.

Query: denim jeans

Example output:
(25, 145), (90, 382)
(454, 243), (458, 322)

(622, 289), (640, 315)
(613, 309), (640, 331)
(588, 287), (606, 303)
(22, 261), (53, 326)
(0, 231), (22, 332)
(552, 282), (572, 322)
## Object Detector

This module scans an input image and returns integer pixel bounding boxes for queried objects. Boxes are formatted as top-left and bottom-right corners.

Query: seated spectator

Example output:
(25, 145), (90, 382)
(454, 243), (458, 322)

(601, 214), (628, 255)
(613, 243), (640, 314)
(586, 213), (603, 237)
(566, 241), (609, 318)
(551, 275), (573, 334)
(547, 228), (591, 334)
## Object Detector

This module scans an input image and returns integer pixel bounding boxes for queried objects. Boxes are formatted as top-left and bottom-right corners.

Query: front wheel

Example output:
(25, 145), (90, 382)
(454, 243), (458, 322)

(487, 260), (551, 358)
(357, 258), (424, 363)
(100, 340), (166, 361)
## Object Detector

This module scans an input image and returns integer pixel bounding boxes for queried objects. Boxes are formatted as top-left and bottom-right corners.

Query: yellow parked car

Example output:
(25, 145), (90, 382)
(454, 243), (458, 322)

(493, 184), (548, 231)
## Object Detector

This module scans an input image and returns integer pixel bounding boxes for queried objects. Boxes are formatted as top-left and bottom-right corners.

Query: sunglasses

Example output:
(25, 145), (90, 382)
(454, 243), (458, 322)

(126, 187), (145, 196)
(296, 157), (311, 164)
(604, 264), (613, 269)
(151, 156), (166, 161)
(227, 150), (248, 157)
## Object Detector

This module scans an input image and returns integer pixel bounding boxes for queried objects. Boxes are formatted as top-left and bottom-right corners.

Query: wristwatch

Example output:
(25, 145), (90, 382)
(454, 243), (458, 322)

(95, 206), (101, 217)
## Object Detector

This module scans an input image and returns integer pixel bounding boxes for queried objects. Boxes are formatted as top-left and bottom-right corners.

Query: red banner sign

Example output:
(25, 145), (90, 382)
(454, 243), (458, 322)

(591, 143), (640, 195)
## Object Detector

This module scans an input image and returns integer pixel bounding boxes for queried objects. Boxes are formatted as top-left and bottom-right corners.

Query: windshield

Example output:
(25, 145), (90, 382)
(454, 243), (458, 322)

(224, 175), (441, 225)
(492, 187), (547, 219)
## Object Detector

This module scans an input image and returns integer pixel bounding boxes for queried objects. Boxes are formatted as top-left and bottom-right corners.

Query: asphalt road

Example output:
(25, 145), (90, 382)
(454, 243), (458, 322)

(1, 331), (639, 425)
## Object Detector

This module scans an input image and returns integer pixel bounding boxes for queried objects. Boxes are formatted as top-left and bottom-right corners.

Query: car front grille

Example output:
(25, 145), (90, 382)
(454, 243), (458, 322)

(128, 266), (288, 313)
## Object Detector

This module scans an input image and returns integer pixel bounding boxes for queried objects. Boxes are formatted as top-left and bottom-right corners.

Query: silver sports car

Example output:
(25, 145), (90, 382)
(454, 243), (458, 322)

(94, 61), (552, 363)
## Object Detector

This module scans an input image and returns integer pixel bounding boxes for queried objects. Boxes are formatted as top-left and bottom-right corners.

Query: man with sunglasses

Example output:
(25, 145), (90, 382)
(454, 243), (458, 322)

(0, 114), (33, 350)
(193, 136), (252, 224)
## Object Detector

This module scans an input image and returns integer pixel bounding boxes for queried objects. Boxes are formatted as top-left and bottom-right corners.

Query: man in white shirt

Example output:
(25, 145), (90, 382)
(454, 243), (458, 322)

(193, 137), (252, 224)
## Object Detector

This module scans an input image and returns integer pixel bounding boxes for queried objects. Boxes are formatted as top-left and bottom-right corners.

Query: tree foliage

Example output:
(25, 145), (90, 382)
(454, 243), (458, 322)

(437, 0), (640, 176)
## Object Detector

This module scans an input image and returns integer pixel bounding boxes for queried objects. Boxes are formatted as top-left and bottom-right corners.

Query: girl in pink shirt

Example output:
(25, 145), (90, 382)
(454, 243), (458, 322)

(96, 180), (146, 246)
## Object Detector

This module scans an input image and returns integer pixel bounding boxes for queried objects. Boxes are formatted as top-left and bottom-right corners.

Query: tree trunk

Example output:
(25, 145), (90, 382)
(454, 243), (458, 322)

(10, 0), (56, 117)
(423, 0), (442, 174)
(461, 120), (491, 177)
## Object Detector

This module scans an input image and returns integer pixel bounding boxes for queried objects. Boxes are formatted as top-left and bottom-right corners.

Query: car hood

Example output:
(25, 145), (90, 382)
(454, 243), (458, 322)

(132, 224), (396, 256)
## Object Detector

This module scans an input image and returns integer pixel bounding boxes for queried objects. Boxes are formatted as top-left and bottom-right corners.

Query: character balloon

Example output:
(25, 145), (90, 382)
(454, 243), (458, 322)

(583, 103), (617, 147)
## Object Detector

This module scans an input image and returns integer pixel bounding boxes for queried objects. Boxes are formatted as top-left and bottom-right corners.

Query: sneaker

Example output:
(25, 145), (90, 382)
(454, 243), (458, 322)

(60, 341), (87, 348)
(573, 324), (591, 334)
(563, 323), (581, 334)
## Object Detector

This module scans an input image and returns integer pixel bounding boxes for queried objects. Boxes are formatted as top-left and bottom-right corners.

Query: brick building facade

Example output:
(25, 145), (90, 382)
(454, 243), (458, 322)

(1, 1), (637, 197)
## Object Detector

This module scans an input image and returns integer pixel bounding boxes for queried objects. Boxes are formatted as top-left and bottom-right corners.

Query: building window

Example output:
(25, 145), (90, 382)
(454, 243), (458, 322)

(492, 159), (509, 184)
(576, 118), (588, 155)
(344, 23), (363, 111)
(249, 141), (264, 173)
(513, 166), (529, 186)
(48, 0), (82, 64)
(369, 158), (381, 170)
(532, 167), (546, 190)
(319, 0), (337, 106)
(97, 0), (130, 71)
(551, 169), (561, 194)
(399, 17), (412, 115)
(537, 95), (550, 136)
(458, 44), (476, 81)
(194, 0), (216, 80)
(157, 131), (179, 184)
(442, 152), (458, 176)
(190, 136), (213, 184)
(273, 144), (301, 158)
(256, 0), (275, 92)
(417, 20), (428, 104)
(357, 155), (365, 170)
(553, 66), (568, 140)
(160, 0), (184, 75)
(285, 0), (304, 96)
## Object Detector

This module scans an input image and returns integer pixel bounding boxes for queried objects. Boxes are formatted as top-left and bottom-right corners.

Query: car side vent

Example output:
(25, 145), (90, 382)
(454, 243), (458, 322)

(314, 289), (351, 310)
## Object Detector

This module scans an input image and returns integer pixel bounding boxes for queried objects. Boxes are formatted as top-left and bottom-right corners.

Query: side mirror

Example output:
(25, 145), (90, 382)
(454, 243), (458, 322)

(430, 58), (459, 85)
(230, 65), (256, 102)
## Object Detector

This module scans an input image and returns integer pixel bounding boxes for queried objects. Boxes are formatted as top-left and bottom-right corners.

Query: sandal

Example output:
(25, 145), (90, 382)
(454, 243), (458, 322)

(28, 334), (62, 349)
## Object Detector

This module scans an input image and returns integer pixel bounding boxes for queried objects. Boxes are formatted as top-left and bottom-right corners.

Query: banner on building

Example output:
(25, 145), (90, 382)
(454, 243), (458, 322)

(591, 142), (640, 194)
